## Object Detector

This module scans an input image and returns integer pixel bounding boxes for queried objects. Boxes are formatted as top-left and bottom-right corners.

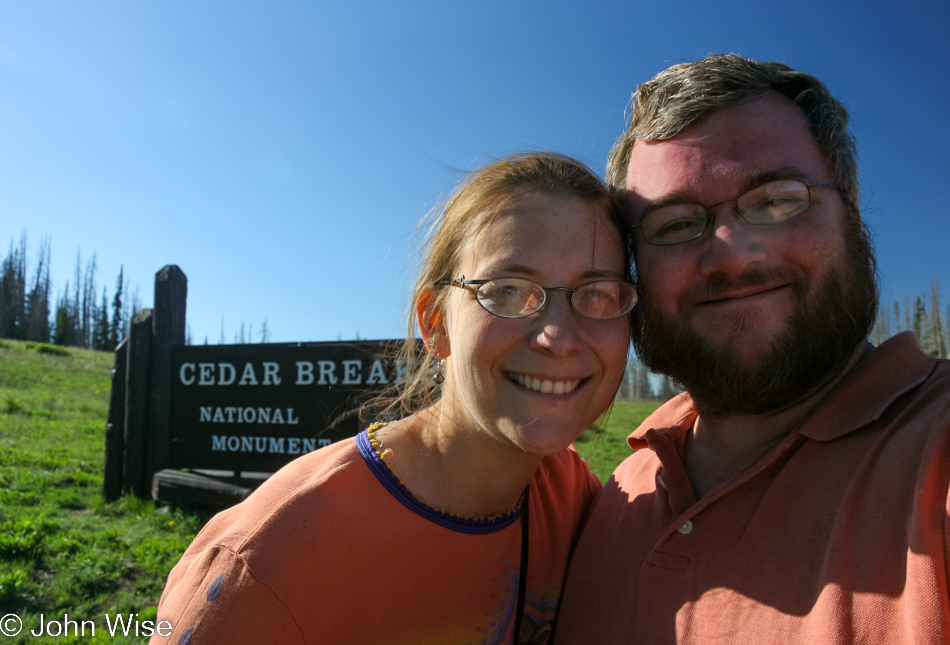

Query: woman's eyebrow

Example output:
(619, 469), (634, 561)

(478, 263), (624, 281)
(578, 268), (626, 281)
(477, 263), (539, 277)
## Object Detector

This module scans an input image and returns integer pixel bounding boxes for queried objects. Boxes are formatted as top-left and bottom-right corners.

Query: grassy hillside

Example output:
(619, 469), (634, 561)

(0, 340), (208, 644)
(0, 338), (657, 642)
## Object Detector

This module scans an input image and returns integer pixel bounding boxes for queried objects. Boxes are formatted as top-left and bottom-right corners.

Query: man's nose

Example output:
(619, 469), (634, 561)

(698, 205), (768, 277)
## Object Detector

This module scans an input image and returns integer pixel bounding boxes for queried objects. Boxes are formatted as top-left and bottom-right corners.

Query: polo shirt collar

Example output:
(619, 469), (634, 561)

(797, 331), (936, 441)
(628, 331), (937, 450)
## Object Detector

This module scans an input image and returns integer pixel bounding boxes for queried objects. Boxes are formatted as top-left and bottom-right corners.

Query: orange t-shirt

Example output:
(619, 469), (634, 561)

(556, 332), (950, 644)
(151, 430), (600, 645)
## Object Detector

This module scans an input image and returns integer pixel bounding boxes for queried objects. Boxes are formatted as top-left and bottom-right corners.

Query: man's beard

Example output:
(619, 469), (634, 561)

(631, 214), (879, 419)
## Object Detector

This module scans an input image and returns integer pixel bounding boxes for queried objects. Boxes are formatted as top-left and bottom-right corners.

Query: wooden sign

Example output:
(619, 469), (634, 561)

(102, 265), (413, 509)
(168, 340), (405, 472)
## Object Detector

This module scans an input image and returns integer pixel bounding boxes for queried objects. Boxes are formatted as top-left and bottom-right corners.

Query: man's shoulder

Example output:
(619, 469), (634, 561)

(861, 333), (950, 426)
(798, 333), (949, 442)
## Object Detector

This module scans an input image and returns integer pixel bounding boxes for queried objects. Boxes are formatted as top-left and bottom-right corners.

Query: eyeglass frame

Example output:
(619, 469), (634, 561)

(631, 180), (838, 246)
(433, 275), (638, 320)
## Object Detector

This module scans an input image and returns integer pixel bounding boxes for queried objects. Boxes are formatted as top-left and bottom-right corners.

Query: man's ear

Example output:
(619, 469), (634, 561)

(416, 287), (450, 359)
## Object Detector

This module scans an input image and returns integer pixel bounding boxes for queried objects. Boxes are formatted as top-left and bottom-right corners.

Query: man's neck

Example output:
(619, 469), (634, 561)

(685, 341), (873, 499)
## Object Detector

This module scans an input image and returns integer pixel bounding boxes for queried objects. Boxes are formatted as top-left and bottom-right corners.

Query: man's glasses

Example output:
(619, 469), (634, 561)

(633, 180), (837, 246)
(435, 276), (637, 320)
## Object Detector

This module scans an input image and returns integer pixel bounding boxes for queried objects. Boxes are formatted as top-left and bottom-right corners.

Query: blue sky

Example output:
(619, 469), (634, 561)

(2, 1), (948, 344)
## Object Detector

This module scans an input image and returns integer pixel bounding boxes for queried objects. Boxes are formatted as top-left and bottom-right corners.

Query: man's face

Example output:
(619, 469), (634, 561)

(627, 94), (877, 417)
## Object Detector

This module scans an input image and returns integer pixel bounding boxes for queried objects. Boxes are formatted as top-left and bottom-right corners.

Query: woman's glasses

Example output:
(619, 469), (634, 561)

(436, 276), (637, 320)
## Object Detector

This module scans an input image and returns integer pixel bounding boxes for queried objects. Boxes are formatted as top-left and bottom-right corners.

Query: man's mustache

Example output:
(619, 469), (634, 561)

(678, 268), (806, 304)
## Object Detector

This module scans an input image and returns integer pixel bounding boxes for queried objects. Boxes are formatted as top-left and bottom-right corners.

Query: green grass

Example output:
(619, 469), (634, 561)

(0, 339), (210, 645)
(575, 400), (661, 483)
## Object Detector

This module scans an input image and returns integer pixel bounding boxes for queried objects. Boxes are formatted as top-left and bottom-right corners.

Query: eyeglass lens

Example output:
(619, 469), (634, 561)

(474, 278), (635, 319)
(642, 180), (815, 245)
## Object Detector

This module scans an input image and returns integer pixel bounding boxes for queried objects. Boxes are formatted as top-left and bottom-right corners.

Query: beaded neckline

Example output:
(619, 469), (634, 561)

(357, 421), (525, 534)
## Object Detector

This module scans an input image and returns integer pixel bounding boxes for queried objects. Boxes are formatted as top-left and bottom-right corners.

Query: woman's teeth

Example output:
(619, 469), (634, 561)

(509, 372), (580, 394)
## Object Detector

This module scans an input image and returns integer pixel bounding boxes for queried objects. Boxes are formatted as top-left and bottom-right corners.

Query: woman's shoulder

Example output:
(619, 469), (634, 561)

(156, 435), (376, 643)
(183, 435), (371, 555)
(530, 446), (603, 512)
(534, 444), (600, 481)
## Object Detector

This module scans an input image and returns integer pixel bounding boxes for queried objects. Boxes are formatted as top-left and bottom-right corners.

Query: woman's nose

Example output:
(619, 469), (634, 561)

(529, 292), (584, 356)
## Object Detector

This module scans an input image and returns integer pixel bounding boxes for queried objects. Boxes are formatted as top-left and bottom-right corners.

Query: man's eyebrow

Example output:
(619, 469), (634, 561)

(637, 189), (700, 214)
(740, 167), (813, 191)
(637, 167), (816, 213)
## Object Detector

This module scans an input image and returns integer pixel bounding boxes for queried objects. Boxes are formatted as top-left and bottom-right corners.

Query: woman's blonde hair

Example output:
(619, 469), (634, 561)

(366, 152), (631, 421)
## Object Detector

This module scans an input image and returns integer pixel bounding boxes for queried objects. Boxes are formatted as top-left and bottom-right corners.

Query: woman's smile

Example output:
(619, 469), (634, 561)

(507, 371), (583, 395)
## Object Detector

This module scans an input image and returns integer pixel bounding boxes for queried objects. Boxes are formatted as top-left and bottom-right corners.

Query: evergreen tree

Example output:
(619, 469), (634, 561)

(0, 235), (28, 340)
(25, 236), (51, 342)
(926, 282), (946, 358)
(261, 318), (270, 343)
(81, 253), (98, 349)
(52, 285), (75, 347)
(946, 303), (950, 356)
(72, 251), (82, 346)
(110, 265), (124, 348)
(92, 287), (110, 350)
(912, 295), (926, 343)
(53, 306), (70, 346)
(0, 243), (20, 339)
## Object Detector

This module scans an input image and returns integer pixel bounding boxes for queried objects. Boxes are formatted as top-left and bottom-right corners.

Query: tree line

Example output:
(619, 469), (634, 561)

(0, 233), (273, 350)
(0, 233), (141, 351)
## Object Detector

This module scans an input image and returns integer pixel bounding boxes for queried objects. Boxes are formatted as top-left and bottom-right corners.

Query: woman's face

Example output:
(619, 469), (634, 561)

(434, 193), (630, 457)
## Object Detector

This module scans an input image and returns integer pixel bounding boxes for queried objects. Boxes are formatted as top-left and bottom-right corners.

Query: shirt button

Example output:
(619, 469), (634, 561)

(677, 520), (693, 535)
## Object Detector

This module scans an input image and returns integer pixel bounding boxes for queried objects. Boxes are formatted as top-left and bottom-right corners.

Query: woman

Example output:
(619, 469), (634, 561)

(152, 153), (635, 645)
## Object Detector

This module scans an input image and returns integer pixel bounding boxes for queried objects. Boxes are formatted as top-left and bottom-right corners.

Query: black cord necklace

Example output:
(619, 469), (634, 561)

(513, 485), (530, 644)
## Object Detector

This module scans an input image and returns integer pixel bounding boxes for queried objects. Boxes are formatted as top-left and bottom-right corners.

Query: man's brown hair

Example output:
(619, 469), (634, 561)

(607, 53), (859, 210)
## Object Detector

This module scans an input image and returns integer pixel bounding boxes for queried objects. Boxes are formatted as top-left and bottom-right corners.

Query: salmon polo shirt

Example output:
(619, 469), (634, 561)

(555, 332), (950, 644)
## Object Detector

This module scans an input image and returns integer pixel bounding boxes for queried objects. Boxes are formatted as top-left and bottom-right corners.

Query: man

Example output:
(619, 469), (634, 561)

(555, 54), (950, 644)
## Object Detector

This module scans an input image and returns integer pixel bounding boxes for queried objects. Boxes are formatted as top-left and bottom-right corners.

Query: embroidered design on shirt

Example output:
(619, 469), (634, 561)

(206, 574), (224, 600)
(474, 556), (559, 645)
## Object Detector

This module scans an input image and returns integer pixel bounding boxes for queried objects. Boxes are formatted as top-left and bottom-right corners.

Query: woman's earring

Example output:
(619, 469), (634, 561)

(434, 359), (446, 384)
